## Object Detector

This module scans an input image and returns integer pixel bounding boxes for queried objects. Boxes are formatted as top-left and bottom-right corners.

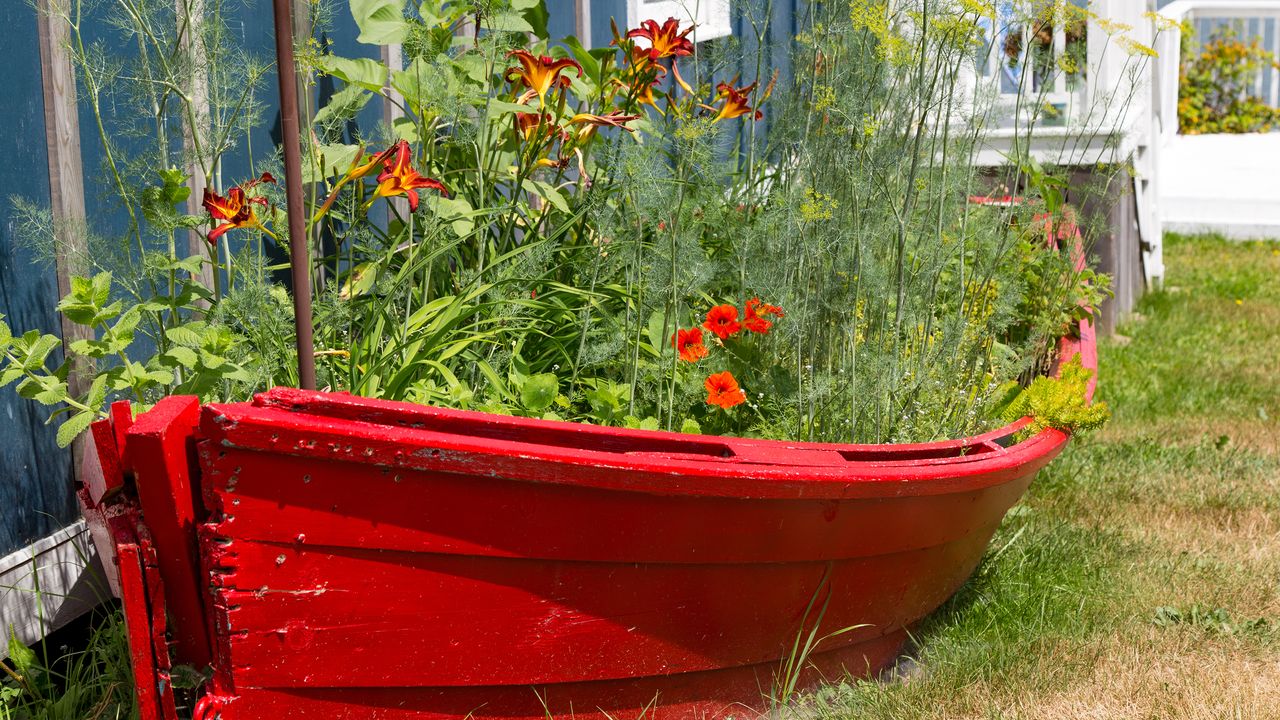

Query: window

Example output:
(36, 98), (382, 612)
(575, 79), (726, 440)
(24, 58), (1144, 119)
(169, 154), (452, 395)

(626, 0), (732, 42)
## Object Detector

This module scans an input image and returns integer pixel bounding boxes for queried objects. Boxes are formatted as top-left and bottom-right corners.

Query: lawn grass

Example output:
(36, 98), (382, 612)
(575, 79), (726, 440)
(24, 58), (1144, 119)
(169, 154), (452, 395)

(802, 235), (1280, 719)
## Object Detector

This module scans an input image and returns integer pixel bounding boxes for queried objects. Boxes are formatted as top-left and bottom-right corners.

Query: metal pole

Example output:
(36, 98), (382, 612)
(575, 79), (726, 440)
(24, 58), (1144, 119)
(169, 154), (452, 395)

(271, 0), (316, 389)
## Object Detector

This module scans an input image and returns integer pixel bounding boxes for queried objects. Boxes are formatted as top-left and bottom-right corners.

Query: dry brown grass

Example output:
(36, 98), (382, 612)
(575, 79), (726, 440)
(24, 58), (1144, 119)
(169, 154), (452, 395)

(1000, 632), (1280, 720)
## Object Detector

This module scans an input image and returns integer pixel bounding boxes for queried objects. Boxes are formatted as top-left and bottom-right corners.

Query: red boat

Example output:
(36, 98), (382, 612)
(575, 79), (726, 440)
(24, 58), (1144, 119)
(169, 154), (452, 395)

(78, 319), (1095, 720)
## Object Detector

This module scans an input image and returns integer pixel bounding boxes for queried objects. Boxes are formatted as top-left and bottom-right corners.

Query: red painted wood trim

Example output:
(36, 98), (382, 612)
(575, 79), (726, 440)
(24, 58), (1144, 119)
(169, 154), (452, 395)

(115, 540), (164, 720)
(123, 396), (212, 668)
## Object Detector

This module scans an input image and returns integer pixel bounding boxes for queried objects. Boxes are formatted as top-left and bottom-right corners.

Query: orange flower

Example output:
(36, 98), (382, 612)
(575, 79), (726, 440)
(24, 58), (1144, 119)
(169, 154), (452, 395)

(712, 80), (762, 122)
(705, 371), (746, 409)
(627, 18), (694, 61)
(346, 144), (398, 180)
(505, 49), (583, 107)
(515, 112), (568, 142)
(616, 47), (667, 110)
(373, 140), (447, 212)
(202, 172), (275, 244)
(626, 17), (696, 95)
(312, 144), (400, 221)
(702, 304), (742, 340)
(567, 111), (641, 141)
(672, 327), (709, 363)
(743, 298), (785, 334)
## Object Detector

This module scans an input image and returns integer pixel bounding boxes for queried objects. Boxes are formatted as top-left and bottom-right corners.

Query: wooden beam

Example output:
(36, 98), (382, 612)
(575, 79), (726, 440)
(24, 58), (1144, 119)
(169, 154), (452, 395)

(575, 0), (593, 48)
(34, 0), (92, 399)
(177, 0), (215, 296)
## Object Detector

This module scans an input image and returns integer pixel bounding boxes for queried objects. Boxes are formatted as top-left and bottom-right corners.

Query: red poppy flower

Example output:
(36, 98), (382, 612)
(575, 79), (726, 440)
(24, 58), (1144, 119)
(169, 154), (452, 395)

(705, 371), (746, 409)
(202, 172), (275, 244)
(702, 304), (741, 340)
(373, 140), (447, 212)
(672, 327), (709, 363)
(743, 298), (785, 334)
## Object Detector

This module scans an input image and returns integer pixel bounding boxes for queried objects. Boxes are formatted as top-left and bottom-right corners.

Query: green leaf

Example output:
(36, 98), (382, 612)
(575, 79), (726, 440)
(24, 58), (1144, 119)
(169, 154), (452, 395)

(164, 346), (200, 369)
(0, 318), (11, 349)
(350, 0), (409, 44)
(314, 84), (374, 126)
(110, 307), (142, 343)
(22, 334), (61, 371)
(392, 57), (444, 112)
(533, 180), (570, 213)
(520, 373), (559, 412)
(8, 626), (37, 677)
(0, 366), (23, 387)
(314, 55), (387, 91)
(646, 310), (668, 355)
(199, 350), (226, 370)
(484, 11), (535, 34)
(166, 324), (204, 348)
(86, 373), (109, 410)
(680, 418), (702, 434)
(57, 411), (95, 448)
(487, 99), (539, 117)
(563, 36), (600, 79)
(90, 272), (112, 307)
(624, 415), (661, 431)
(143, 368), (175, 385)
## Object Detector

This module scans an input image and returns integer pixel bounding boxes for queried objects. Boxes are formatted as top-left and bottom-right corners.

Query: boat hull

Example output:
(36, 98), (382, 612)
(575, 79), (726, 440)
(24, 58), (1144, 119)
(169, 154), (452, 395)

(82, 325), (1091, 720)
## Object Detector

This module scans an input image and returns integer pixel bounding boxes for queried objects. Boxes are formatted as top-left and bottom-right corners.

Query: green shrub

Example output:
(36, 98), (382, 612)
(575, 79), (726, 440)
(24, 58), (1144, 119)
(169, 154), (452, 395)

(1179, 25), (1280, 134)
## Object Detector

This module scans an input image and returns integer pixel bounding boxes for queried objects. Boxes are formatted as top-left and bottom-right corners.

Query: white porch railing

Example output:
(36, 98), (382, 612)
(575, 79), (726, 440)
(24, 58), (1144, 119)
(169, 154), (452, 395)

(964, 1), (1165, 286)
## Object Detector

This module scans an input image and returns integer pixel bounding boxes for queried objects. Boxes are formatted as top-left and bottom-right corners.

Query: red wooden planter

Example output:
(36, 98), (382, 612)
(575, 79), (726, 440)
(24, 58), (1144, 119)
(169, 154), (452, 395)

(77, 317), (1095, 720)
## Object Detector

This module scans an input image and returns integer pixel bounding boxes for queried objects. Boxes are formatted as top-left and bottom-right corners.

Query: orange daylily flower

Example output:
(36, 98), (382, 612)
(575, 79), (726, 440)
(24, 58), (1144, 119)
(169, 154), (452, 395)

(672, 327), (709, 363)
(626, 17), (696, 95)
(712, 80), (763, 122)
(515, 112), (568, 142)
(505, 49), (583, 107)
(202, 172), (275, 244)
(627, 18), (695, 61)
(312, 144), (401, 221)
(568, 111), (641, 142)
(514, 113), (571, 169)
(373, 140), (447, 212)
(705, 371), (746, 409)
(616, 47), (667, 110)
(702, 304), (742, 340)
(743, 298), (785, 334)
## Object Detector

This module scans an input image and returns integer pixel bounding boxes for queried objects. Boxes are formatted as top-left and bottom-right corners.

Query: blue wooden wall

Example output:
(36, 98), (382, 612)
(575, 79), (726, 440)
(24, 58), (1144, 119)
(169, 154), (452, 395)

(0, 1), (76, 558)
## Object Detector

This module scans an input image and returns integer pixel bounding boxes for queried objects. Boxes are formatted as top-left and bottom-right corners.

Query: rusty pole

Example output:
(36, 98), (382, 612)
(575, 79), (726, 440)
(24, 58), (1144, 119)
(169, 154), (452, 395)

(271, 0), (316, 389)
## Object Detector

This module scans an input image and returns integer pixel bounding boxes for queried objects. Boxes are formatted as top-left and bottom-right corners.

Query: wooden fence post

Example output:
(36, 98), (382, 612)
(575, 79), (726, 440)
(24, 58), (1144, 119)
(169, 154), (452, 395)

(178, 0), (216, 296)
(35, 0), (92, 454)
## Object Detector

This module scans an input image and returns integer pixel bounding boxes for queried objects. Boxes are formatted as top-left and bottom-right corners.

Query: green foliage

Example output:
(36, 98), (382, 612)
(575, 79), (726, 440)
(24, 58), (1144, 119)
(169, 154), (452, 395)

(1179, 25), (1280, 134)
(1, 612), (136, 720)
(4, 0), (1138, 449)
(0, 267), (265, 447)
(1003, 354), (1110, 436)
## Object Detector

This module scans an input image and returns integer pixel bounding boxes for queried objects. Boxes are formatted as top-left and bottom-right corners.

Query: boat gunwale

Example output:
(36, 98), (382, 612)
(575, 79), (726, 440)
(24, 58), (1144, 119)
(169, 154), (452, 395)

(195, 322), (1093, 501)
